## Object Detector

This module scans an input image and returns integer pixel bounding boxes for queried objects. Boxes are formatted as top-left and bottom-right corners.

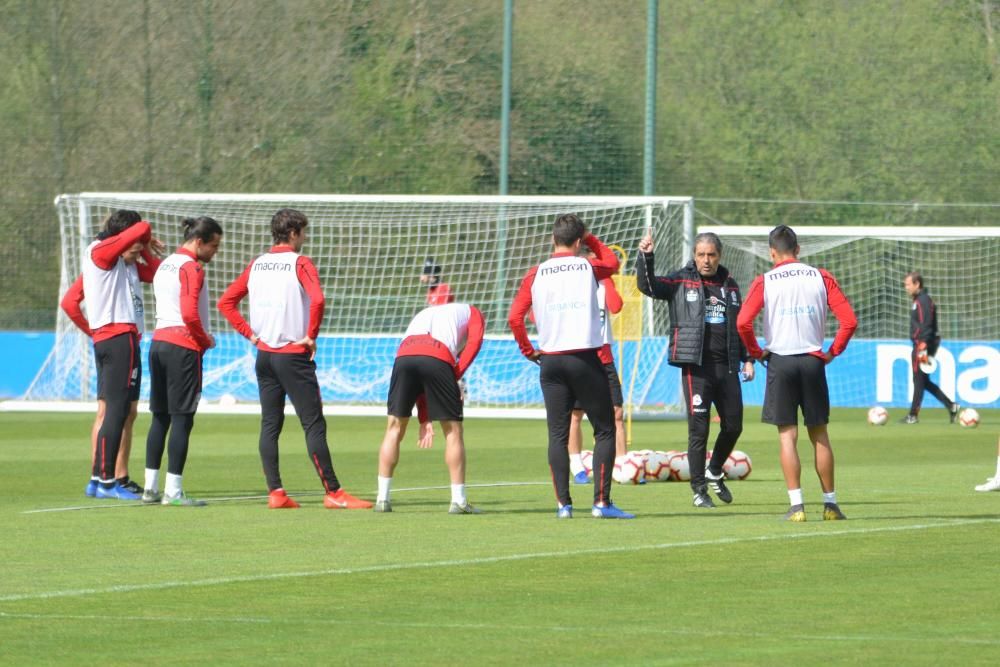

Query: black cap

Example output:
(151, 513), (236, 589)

(422, 257), (441, 276)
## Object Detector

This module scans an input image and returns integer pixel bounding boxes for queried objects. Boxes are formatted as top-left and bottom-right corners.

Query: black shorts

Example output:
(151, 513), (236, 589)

(387, 355), (463, 422)
(95, 332), (141, 403)
(148, 340), (203, 415)
(573, 362), (623, 410)
(761, 353), (829, 427)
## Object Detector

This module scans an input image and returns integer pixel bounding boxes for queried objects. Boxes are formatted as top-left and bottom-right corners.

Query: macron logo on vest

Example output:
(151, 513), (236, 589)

(253, 262), (293, 272)
(539, 263), (589, 276)
(768, 267), (818, 280)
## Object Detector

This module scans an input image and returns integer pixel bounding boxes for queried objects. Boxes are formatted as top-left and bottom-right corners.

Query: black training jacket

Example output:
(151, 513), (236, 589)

(635, 252), (749, 372)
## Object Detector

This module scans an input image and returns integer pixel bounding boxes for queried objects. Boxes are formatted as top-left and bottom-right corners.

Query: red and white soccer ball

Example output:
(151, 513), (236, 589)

(613, 452), (646, 484)
(723, 450), (753, 480)
(958, 408), (980, 428)
(644, 451), (672, 482)
(667, 451), (691, 482)
(580, 450), (594, 478)
(867, 406), (889, 426)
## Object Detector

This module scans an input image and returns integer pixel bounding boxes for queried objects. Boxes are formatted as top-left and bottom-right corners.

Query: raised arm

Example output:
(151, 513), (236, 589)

(583, 234), (619, 280)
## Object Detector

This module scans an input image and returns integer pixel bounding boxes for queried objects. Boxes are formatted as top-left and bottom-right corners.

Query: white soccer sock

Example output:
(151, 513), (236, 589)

(451, 483), (466, 505)
(165, 473), (183, 497)
(377, 475), (392, 502)
(569, 453), (584, 475)
(994, 456), (1000, 478)
(144, 468), (160, 492)
(788, 488), (804, 507)
(822, 491), (837, 505)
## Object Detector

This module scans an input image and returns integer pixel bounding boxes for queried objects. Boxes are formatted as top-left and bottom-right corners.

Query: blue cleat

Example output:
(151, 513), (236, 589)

(95, 482), (142, 501)
(591, 503), (635, 519)
(85, 480), (98, 497)
(572, 471), (590, 485)
(556, 505), (573, 519)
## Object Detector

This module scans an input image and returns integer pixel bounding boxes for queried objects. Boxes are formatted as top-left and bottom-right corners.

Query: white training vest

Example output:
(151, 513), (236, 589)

(761, 261), (827, 355)
(530, 255), (603, 352)
(404, 303), (472, 360)
(597, 282), (614, 346)
(246, 251), (309, 348)
(81, 240), (144, 332)
(153, 252), (209, 334)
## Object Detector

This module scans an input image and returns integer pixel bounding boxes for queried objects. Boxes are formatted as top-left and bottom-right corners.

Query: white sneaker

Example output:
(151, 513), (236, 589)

(974, 476), (1000, 492)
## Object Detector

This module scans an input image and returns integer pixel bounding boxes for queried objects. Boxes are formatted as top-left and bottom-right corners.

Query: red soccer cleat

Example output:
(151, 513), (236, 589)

(268, 489), (300, 509)
(324, 489), (374, 510)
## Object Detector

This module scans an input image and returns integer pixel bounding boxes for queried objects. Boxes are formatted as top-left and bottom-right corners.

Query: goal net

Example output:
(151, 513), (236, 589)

(702, 224), (1000, 411)
(25, 194), (694, 417)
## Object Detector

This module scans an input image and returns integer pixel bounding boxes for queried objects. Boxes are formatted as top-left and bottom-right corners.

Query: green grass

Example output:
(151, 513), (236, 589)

(1, 408), (998, 665)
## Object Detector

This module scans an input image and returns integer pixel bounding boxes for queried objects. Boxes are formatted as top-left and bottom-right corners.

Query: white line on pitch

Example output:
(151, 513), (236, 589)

(0, 611), (996, 647)
(2, 517), (998, 603)
(19, 481), (550, 514)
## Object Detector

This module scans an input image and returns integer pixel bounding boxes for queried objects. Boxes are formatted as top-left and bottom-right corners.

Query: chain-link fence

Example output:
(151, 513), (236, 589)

(3, 0), (998, 328)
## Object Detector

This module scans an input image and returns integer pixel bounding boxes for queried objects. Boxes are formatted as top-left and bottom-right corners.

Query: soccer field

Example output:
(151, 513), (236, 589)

(1, 409), (998, 665)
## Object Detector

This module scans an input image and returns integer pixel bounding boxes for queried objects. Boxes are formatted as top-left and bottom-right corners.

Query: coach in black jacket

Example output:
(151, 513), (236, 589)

(636, 231), (754, 510)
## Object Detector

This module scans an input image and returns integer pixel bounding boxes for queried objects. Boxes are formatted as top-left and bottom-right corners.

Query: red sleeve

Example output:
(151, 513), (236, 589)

(736, 275), (765, 359)
(455, 306), (485, 379)
(136, 248), (161, 283)
(507, 267), (538, 358)
(90, 222), (151, 270)
(179, 262), (214, 350)
(602, 278), (623, 314)
(296, 256), (326, 339)
(821, 270), (858, 357)
(584, 234), (619, 280)
(416, 394), (430, 424)
(60, 275), (92, 337)
(218, 262), (254, 340)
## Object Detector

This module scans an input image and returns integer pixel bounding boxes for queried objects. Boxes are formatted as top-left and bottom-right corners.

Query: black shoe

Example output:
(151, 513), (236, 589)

(692, 490), (716, 509)
(950, 404), (960, 424)
(120, 479), (143, 494)
(705, 469), (733, 504)
(899, 415), (918, 424)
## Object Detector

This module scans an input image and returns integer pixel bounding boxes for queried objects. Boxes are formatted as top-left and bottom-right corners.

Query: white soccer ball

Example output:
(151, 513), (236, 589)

(667, 451), (691, 482)
(959, 408), (980, 428)
(580, 450), (594, 478)
(218, 393), (237, 407)
(867, 406), (889, 426)
(645, 451), (672, 482)
(613, 452), (646, 484)
(723, 450), (753, 480)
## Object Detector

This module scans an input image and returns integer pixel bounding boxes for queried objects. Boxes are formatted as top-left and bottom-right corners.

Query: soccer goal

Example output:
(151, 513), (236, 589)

(23, 193), (695, 418)
(701, 224), (1000, 410)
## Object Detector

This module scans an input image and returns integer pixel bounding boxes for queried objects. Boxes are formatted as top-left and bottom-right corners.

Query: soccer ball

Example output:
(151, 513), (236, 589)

(667, 451), (691, 482)
(958, 408), (980, 428)
(644, 451), (672, 482)
(867, 406), (889, 426)
(218, 393), (237, 407)
(613, 452), (646, 484)
(723, 450), (753, 480)
(580, 450), (594, 478)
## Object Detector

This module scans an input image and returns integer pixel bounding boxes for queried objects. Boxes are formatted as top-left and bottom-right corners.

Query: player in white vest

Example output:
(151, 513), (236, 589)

(218, 208), (371, 510)
(508, 214), (635, 519)
(375, 302), (485, 513)
(142, 217), (223, 507)
(736, 225), (857, 522)
(567, 267), (627, 484)
(80, 210), (162, 500)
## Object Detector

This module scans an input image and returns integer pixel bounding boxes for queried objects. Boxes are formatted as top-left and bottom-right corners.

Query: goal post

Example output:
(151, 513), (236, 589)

(700, 224), (1000, 411)
(23, 193), (695, 418)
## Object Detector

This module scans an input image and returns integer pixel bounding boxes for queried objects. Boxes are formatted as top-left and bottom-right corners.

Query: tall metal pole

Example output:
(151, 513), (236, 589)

(499, 0), (513, 196)
(494, 0), (514, 328)
(643, 0), (658, 196)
